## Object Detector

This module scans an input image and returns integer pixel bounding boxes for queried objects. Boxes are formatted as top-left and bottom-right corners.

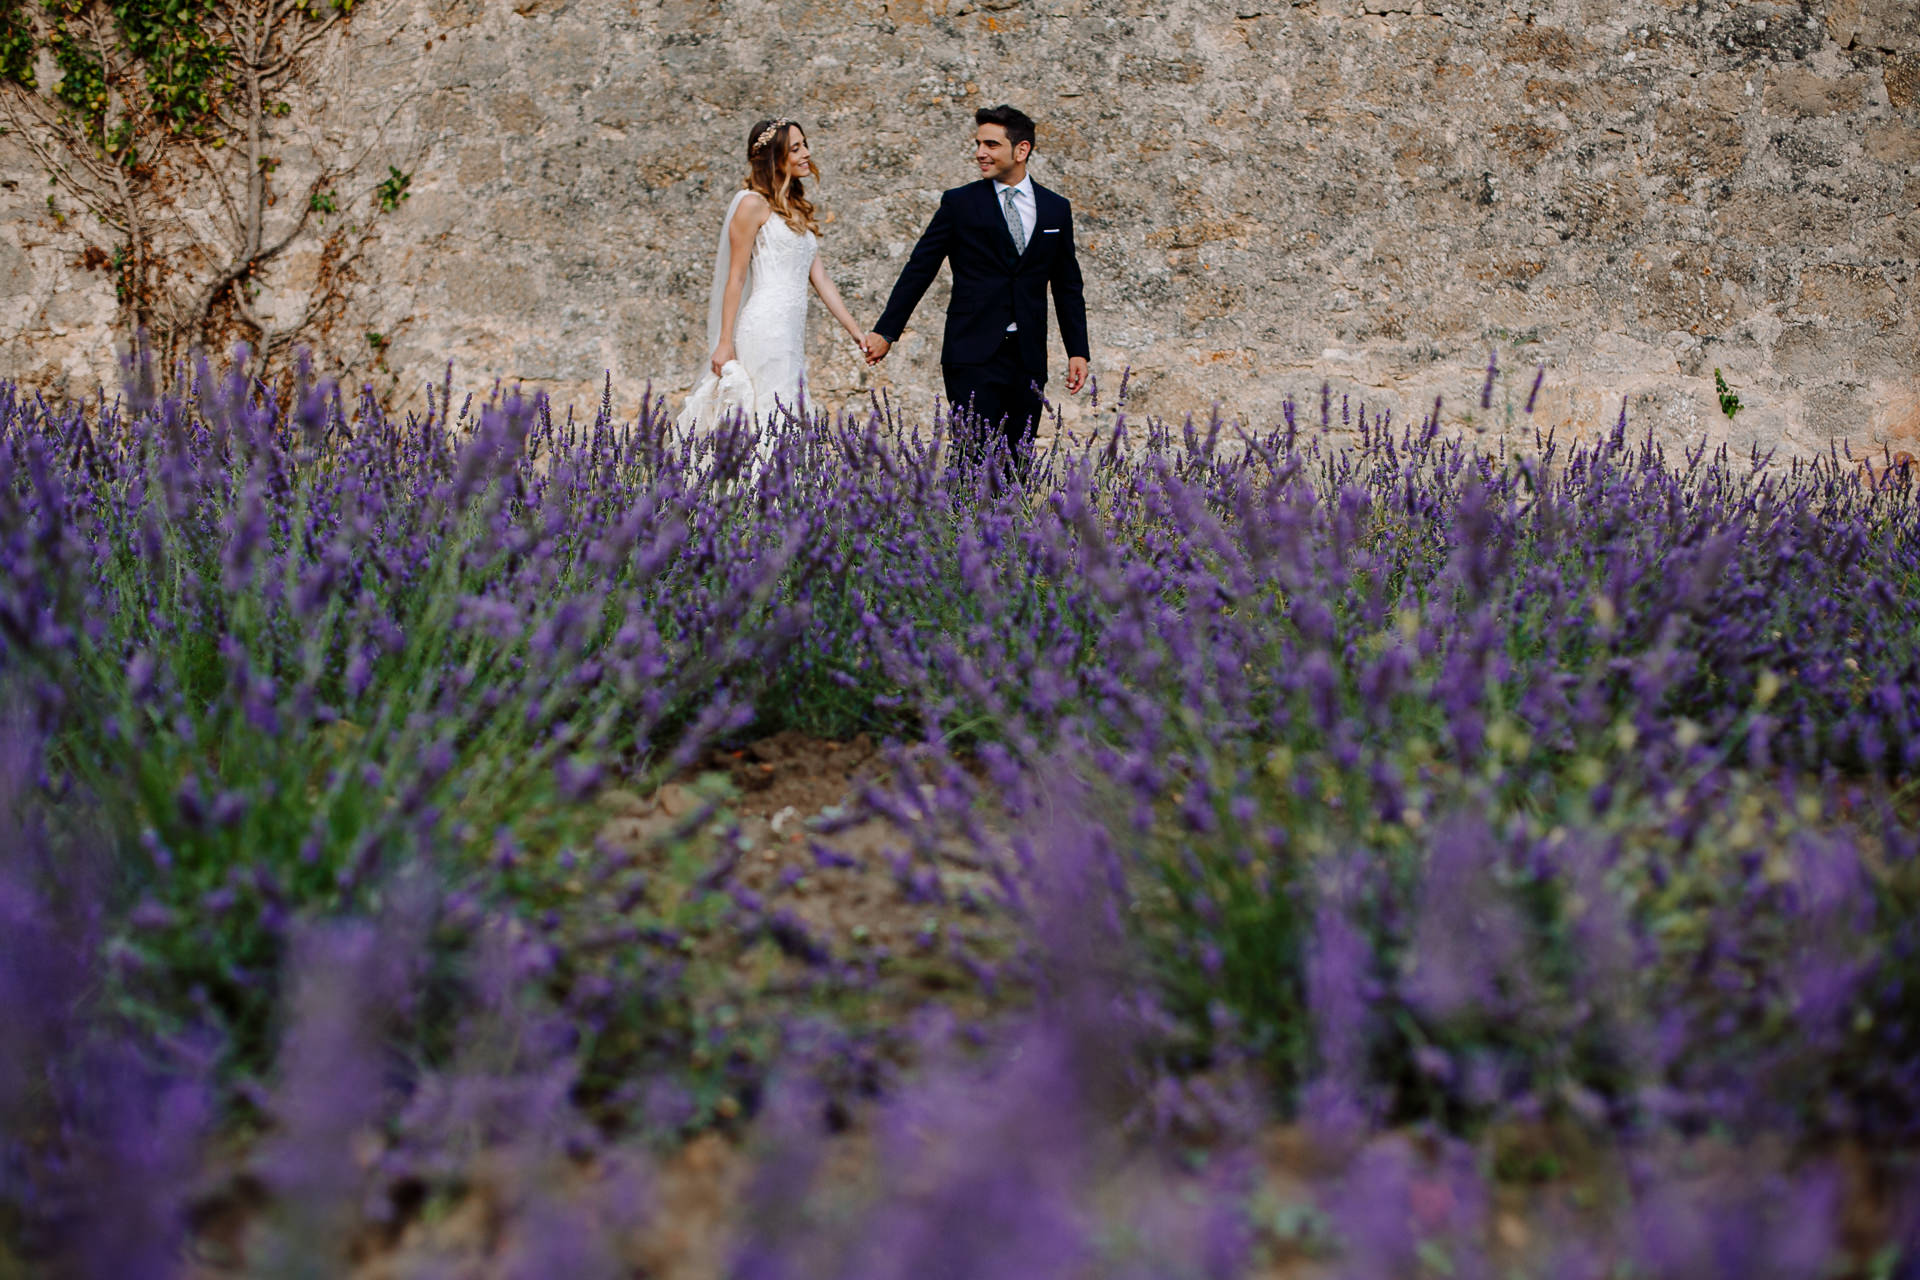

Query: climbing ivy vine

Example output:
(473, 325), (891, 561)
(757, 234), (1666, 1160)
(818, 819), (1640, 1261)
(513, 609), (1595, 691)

(0, 0), (411, 376)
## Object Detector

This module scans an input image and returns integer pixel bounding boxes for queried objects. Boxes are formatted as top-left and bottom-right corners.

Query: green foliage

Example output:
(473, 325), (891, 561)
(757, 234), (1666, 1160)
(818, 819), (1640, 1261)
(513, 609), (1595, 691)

(374, 164), (410, 213)
(33, 0), (225, 143)
(0, 0), (34, 85)
(45, 19), (106, 122)
(107, 0), (227, 132)
(1714, 367), (1742, 419)
(10, 0), (354, 143)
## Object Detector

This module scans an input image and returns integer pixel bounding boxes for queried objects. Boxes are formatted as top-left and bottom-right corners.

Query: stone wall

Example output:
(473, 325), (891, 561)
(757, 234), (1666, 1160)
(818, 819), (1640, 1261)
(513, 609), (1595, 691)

(3, 0), (1916, 457)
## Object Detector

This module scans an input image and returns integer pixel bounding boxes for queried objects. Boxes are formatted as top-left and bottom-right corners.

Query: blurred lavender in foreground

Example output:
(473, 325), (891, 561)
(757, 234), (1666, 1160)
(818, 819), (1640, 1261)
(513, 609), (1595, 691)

(731, 791), (1256, 1280)
(0, 718), (211, 1279)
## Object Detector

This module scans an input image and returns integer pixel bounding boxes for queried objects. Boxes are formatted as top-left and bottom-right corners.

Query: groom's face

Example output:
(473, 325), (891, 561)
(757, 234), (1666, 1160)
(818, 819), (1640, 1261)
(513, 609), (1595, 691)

(974, 125), (1029, 182)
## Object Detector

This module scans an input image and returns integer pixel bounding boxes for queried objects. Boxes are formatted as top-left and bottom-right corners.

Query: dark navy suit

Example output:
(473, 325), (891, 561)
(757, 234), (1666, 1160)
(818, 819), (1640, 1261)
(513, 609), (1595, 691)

(874, 178), (1089, 467)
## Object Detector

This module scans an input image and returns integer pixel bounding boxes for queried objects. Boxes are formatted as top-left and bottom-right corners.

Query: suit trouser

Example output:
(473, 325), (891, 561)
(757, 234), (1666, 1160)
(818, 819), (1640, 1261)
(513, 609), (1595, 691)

(943, 332), (1046, 473)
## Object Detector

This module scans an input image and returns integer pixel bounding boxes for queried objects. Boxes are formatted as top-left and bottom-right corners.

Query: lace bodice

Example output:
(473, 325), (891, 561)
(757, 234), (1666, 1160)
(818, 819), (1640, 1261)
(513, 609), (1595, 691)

(741, 217), (816, 321)
(729, 215), (815, 419)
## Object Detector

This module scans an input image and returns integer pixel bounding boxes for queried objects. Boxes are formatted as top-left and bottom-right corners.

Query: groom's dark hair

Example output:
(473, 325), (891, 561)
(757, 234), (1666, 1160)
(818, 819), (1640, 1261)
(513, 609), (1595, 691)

(975, 104), (1035, 156)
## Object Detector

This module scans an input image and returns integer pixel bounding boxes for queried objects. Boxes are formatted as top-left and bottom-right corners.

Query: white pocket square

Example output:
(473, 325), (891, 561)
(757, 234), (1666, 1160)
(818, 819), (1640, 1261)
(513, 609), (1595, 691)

(1041, 227), (1061, 234)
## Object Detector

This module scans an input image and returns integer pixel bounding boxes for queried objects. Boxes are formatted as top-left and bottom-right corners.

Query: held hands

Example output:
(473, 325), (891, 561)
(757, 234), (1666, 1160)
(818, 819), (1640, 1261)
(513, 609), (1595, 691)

(710, 339), (737, 378)
(851, 333), (1082, 387)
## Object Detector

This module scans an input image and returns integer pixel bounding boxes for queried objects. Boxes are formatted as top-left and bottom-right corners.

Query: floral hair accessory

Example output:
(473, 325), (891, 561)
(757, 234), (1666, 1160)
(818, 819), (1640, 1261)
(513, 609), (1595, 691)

(751, 119), (790, 156)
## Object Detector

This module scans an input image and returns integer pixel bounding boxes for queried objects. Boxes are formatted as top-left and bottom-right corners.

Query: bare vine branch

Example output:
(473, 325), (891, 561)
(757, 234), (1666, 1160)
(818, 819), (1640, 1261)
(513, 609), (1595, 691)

(0, 0), (423, 382)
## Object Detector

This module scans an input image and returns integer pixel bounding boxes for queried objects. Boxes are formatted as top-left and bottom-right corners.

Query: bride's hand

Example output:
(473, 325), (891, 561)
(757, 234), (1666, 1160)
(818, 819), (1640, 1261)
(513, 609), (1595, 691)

(710, 340), (736, 377)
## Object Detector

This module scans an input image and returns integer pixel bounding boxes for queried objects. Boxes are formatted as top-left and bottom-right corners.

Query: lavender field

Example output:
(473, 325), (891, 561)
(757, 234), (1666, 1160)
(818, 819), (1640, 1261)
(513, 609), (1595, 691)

(3, 357), (1919, 1278)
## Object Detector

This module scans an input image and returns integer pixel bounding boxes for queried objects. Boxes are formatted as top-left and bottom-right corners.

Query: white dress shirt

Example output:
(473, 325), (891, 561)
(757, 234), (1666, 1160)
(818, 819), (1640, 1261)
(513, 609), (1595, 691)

(997, 174), (1035, 331)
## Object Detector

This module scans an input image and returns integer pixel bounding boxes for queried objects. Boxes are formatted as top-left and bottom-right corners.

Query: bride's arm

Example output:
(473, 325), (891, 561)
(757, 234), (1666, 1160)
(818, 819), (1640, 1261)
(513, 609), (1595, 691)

(713, 194), (771, 372)
(808, 256), (867, 346)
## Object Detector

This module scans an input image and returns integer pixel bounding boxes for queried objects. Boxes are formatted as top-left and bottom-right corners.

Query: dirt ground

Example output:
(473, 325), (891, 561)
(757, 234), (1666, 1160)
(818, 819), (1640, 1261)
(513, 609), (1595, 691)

(346, 730), (1025, 1280)
(596, 730), (1021, 1020)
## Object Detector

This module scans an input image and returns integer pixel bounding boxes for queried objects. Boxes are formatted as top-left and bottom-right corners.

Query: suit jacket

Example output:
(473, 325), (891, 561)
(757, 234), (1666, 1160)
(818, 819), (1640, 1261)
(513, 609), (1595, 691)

(874, 178), (1089, 374)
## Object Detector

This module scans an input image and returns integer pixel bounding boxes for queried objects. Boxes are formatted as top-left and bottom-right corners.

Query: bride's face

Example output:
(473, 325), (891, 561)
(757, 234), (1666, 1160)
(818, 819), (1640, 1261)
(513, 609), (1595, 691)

(783, 128), (812, 180)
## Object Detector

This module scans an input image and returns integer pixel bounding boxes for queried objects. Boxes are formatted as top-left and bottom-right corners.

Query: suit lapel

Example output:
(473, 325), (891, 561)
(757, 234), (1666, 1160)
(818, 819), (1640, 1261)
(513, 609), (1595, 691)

(1015, 183), (1052, 266)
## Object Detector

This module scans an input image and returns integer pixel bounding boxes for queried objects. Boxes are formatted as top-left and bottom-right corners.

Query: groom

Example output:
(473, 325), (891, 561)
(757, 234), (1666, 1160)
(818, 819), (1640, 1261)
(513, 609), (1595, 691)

(864, 105), (1090, 471)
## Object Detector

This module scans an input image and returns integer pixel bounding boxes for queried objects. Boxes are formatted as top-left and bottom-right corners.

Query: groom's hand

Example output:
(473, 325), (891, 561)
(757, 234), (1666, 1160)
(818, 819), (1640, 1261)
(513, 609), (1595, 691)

(863, 332), (892, 365)
(1065, 357), (1089, 394)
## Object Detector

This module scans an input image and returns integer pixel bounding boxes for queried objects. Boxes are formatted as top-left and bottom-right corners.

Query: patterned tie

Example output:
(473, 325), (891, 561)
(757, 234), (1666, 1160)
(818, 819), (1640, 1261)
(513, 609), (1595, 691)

(1002, 185), (1026, 255)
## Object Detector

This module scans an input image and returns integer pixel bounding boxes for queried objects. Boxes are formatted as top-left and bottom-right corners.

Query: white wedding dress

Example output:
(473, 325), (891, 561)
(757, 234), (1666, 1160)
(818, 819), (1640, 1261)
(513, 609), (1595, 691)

(676, 190), (817, 447)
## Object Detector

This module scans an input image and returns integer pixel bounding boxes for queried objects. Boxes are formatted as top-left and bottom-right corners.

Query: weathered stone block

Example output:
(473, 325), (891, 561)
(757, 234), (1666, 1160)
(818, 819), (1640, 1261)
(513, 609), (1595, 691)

(1886, 53), (1920, 111)
(0, 238), (32, 300)
(1499, 21), (1579, 70)
(1763, 68), (1869, 118)
(1713, 189), (1853, 248)
(1864, 121), (1920, 164)
(1831, 0), (1920, 54)
(1794, 265), (1898, 327)
(1491, 123), (1564, 169)
(1653, 100), (1748, 183)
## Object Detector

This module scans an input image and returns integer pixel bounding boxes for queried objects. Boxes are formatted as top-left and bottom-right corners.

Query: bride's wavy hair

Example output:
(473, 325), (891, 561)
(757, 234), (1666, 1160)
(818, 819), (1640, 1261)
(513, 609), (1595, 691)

(744, 118), (821, 237)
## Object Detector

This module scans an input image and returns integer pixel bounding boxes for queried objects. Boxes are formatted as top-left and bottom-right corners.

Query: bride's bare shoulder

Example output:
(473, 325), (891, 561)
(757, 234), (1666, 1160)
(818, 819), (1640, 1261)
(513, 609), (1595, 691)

(732, 190), (772, 224)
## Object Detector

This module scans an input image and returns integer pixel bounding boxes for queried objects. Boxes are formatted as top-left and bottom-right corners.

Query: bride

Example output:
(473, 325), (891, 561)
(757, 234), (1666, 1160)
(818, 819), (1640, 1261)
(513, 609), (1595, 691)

(677, 118), (869, 446)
